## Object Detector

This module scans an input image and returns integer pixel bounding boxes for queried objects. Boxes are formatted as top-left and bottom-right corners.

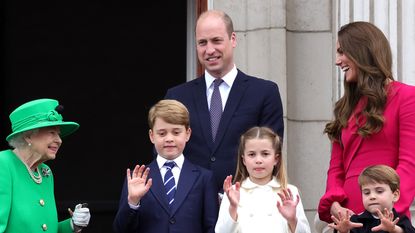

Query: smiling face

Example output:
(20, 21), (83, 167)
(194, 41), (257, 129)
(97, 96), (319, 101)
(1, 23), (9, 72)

(361, 182), (400, 216)
(335, 41), (358, 83)
(149, 117), (191, 160)
(195, 12), (237, 78)
(27, 126), (62, 161)
(336, 22), (394, 86)
(242, 138), (279, 185)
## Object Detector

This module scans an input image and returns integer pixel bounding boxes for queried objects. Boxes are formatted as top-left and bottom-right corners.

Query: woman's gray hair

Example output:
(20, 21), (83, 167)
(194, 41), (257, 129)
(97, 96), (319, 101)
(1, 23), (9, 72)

(8, 129), (38, 149)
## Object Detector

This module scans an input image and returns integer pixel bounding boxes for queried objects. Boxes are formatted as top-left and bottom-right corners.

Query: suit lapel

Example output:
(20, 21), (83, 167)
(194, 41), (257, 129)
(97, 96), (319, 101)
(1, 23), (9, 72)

(192, 76), (215, 148)
(191, 72), (249, 151)
(213, 71), (249, 148)
(170, 159), (199, 215)
(148, 161), (170, 214)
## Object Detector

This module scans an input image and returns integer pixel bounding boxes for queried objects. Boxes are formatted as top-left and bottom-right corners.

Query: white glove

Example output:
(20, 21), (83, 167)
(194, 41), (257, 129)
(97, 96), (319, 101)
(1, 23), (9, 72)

(71, 203), (91, 227)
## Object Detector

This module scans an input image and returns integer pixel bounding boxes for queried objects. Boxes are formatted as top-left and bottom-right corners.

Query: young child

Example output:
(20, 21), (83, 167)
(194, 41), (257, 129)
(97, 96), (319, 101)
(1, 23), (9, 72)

(328, 165), (415, 233)
(113, 99), (219, 233)
(215, 126), (311, 233)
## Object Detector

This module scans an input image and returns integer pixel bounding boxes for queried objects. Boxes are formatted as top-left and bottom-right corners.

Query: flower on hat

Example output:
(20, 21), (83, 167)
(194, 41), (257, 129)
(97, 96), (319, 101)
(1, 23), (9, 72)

(47, 110), (63, 122)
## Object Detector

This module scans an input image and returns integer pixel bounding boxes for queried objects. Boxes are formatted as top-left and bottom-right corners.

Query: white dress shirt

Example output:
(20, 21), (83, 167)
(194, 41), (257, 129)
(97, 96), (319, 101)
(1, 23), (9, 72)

(206, 64), (237, 110)
(156, 154), (184, 184)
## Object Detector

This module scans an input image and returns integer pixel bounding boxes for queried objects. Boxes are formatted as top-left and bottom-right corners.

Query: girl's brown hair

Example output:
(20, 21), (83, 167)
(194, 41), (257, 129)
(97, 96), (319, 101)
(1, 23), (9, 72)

(233, 126), (288, 189)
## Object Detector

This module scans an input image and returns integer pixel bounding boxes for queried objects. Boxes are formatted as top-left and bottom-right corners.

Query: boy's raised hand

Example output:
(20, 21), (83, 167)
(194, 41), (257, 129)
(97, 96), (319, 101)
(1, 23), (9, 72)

(127, 165), (153, 205)
(328, 210), (363, 233)
(372, 208), (401, 233)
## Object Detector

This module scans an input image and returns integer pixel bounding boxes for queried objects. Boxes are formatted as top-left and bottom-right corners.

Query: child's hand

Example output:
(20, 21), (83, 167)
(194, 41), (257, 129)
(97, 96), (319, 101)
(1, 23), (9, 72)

(223, 175), (240, 207)
(328, 210), (363, 233)
(277, 188), (299, 223)
(127, 165), (152, 205)
(223, 175), (240, 221)
(371, 208), (400, 233)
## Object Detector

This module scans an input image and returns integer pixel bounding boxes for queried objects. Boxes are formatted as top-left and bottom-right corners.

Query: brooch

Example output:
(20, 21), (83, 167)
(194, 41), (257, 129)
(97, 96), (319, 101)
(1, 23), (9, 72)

(41, 167), (51, 177)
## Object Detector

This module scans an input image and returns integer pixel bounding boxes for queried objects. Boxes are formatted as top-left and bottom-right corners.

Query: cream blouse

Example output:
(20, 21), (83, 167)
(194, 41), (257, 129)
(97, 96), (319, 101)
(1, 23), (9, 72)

(215, 177), (311, 233)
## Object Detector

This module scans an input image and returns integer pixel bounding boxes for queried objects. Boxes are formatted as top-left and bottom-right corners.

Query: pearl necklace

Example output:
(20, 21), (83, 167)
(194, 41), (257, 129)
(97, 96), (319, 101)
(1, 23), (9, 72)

(14, 150), (43, 184)
(24, 163), (42, 184)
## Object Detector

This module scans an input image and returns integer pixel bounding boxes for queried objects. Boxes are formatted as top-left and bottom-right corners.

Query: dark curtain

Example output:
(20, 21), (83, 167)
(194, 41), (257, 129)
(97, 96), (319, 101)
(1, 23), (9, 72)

(0, 1), (187, 232)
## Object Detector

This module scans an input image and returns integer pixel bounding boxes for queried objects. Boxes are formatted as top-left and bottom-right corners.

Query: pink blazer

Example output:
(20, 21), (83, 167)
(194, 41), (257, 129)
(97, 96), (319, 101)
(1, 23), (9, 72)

(318, 81), (415, 222)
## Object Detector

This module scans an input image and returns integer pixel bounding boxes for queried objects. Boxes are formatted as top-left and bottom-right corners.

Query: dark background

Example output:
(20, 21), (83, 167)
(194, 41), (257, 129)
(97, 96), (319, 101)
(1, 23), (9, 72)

(1, 1), (187, 232)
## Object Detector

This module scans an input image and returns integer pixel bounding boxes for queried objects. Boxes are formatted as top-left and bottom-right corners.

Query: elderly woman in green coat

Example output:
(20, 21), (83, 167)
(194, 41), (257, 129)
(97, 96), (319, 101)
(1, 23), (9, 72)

(0, 98), (90, 233)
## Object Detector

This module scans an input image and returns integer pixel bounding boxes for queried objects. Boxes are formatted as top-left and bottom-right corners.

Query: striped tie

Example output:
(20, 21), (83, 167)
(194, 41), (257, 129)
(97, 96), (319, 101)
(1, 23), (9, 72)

(163, 161), (176, 206)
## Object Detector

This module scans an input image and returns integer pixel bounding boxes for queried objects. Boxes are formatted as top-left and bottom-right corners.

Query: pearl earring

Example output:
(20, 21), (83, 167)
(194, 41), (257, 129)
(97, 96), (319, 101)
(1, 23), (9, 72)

(28, 142), (31, 147)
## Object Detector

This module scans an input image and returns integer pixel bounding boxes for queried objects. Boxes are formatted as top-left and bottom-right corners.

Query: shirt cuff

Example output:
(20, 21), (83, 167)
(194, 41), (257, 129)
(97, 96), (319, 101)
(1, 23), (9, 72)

(128, 202), (140, 210)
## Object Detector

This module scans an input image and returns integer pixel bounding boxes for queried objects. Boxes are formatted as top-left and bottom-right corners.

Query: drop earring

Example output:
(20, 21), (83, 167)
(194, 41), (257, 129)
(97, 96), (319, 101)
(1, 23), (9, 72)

(28, 142), (31, 147)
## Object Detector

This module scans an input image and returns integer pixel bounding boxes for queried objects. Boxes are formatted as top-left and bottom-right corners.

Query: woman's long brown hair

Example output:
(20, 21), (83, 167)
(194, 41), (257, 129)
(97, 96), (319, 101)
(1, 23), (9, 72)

(325, 21), (393, 141)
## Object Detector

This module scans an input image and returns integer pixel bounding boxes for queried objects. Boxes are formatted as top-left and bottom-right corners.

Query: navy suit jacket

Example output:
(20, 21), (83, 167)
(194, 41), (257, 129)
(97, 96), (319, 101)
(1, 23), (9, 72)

(349, 209), (415, 233)
(165, 69), (284, 190)
(113, 159), (219, 233)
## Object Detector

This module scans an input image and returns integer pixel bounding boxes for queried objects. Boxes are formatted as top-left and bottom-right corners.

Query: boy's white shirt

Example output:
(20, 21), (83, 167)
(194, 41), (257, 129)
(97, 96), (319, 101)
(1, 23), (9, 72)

(156, 154), (184, 184)
(215, 177), (311, 233)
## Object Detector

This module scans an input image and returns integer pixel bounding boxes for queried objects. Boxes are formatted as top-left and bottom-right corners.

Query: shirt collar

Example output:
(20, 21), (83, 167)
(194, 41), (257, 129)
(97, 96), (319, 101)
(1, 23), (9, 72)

(205, 64), (237, 89)
(241, 176), (281, 189)
(156, 154), (184, 170)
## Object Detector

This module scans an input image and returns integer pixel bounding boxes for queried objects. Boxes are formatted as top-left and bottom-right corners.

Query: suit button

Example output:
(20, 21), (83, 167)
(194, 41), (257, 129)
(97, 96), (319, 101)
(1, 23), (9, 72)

(169, 218), (176, 224)
(39, 199), (45, 206)
(210, 157), (216, 162)
(42, 224), (48, 231)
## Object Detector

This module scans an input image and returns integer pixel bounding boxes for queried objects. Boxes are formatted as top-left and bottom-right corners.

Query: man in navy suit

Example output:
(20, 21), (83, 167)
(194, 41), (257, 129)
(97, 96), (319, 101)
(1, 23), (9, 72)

(113, 100), (218, 233)
(165, 10), (284, 191)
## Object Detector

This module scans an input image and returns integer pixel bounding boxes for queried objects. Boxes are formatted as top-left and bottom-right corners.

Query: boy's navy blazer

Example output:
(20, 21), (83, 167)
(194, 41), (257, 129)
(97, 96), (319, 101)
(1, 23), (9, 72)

(113, 158), (219, 233)
(165, 69), (284, 190)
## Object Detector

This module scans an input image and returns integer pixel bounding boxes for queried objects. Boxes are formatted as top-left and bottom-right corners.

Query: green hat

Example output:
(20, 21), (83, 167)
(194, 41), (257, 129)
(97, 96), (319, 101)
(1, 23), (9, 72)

(6, 98), (79, 142)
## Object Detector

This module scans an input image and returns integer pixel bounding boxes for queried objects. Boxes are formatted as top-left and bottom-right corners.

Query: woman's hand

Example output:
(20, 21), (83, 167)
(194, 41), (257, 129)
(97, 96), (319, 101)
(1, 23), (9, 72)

(330, 202), (355, 220)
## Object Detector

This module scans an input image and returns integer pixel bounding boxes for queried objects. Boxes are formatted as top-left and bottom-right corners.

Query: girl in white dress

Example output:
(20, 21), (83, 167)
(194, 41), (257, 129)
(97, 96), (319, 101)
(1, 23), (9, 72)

(215, 126), (311, 233)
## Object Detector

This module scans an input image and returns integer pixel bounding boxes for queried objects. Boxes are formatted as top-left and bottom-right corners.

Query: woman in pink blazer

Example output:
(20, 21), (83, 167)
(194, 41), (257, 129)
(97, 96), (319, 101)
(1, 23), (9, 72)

(317, 21), (415, 225)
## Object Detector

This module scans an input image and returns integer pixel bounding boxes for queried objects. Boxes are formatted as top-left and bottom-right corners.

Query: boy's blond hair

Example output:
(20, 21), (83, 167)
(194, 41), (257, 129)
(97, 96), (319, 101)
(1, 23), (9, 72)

(148, 99), (190, 130)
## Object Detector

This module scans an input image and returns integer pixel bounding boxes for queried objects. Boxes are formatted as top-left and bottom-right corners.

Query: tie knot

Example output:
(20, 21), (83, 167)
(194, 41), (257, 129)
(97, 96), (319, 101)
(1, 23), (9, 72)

(213, 79), (223, 88)
(164, 161), (175, 169)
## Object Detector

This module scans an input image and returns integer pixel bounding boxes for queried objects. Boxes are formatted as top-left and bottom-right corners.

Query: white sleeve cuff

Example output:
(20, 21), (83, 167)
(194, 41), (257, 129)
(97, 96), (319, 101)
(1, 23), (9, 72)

(128, 202), (140, 210)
